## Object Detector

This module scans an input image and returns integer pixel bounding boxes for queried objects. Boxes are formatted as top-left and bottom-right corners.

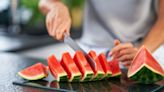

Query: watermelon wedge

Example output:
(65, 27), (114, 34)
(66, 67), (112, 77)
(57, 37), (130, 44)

(48, 55), (68, 82)
(98, 53), (112, 79)
(128, 46), (164, 84)
(108, 59), (121, 77)
(18, 63), (48, 80)
(61, 52), (82, 82)
(88, 50), (105, 80)
(74, 51), (94, 81)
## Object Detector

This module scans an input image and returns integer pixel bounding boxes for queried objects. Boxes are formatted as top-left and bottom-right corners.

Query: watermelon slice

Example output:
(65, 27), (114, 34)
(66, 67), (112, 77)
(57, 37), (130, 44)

(108, 59), (121, 77)
(98, 53), (112, 79)
(18, 63), (48, 80)
(48, 55), (68, 82)
(61, 52), (82, 82)
(88, 50), (105, 80)
(128, 46), (164, 84)
(74, 51), (94, 81)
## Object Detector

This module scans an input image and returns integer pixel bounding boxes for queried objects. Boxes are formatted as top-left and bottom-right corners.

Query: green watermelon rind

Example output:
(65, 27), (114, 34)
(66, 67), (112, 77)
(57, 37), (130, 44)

(128, 63), (164, 78)
(129, 66), (163, 84)
(128, 46), (164, 78)
(82, 73), (94, 82)
(80, 71), (94, 82)
(55, 73), (68, 82)
(68, 73), (82, 82)
(91, 71), (105, 81)
(18, 72), (46, 80)
(49, 65), (68, 82)
(101, 72), (112, 79)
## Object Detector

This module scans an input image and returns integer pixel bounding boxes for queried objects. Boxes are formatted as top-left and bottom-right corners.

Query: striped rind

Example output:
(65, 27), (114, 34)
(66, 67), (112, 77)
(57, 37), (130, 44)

(129, 67), (163, 83)
(18, 72), (46, 80)
(56, 73), (68, 82)
(128, 46), (164, 78)
(128, 63), (164, 78)
(80, 71), (94, 81)
(91, 71), (105, 80)
(68, 73), (81, 82)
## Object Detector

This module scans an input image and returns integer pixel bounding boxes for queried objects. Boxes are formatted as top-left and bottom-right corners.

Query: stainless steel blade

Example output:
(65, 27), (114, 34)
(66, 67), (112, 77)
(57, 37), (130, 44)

(64, 34), (96, 69)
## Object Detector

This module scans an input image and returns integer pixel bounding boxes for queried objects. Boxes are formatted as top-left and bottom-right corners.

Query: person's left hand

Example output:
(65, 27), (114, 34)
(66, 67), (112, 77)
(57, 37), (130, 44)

(109, 40), (139, 68)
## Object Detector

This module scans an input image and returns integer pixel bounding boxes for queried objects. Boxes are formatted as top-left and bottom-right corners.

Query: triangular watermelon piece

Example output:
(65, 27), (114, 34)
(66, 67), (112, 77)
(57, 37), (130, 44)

(18, 63), (48, 80)
(88, 50), (105, 80)
(48, 55), (68, 82)
(108, 59), (121, 77)
(61, 52), (82, 82)
(74, 51), (94, 81)
(98, 53), (112, 79)
(128, 46), (164, 84)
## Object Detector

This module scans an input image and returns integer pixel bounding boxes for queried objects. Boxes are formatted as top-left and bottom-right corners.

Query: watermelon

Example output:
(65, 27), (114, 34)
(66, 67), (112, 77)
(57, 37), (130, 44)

(98, 53), (112, 79)
(61, 52), (82, 82)
(108, 59), (121, 77)
(48, 55), (68, 82)
(128, 46), (164, 84)
(88, 50), (105, 80)
(18, 63), (48, 80)
(74, 51), (94, 81)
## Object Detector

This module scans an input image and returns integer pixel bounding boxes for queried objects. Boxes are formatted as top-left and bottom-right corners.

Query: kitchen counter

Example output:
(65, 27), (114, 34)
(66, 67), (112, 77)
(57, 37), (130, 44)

(0, 52), (163, 92)
(0, 28), (82, 52)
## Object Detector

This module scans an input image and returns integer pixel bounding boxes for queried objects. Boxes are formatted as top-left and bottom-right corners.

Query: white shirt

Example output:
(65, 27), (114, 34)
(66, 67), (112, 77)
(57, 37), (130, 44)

(80, 0), (158, 49)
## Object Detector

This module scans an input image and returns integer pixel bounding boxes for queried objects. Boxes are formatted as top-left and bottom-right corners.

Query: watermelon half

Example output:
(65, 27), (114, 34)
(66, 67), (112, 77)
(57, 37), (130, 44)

(98, 53), (112, 79)
(108, 59), (121, 77)
(61, 52), (82, 82)
(74, 51), (94, 81)
(128, 46), (164, 84)
(88, 50), (105, 80)
(48, 55), (68, 82)
(18, 63), (48, 80)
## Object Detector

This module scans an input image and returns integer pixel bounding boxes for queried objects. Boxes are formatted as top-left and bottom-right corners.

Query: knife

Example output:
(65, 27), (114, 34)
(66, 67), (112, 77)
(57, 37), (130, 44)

(64, 33), (96, 69)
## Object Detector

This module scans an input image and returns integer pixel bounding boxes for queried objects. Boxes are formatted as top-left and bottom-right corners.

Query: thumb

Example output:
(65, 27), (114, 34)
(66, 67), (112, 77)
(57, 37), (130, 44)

(114, 39), (121, 46)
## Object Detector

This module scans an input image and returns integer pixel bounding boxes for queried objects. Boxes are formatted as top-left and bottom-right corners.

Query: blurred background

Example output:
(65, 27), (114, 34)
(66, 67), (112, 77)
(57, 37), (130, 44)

(0, 0), (84, 59)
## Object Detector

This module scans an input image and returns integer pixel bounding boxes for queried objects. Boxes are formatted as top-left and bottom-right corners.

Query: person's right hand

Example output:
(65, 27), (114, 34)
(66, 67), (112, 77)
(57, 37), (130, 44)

(46, 2), (71, 40)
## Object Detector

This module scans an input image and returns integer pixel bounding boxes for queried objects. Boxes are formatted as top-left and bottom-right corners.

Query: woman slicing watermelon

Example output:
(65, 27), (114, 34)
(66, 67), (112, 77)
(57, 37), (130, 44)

(39, 0), (164, 69)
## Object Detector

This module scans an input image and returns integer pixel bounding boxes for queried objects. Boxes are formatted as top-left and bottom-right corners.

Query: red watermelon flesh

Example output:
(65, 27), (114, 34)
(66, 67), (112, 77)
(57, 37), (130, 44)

(61, 52), (82, 82)
(88, 50), (105, 80)
(108, 59), (121, 77)
(74, 51), (94, 81)
(98, 53), (112, 79)
(128, 46), (164, 83)
(48, 55), (68, 82)
(18, 63), (48, 80)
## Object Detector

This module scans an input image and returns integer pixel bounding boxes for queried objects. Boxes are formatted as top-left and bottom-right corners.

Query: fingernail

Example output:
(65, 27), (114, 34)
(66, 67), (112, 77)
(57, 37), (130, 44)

(109, 52), (112, 56)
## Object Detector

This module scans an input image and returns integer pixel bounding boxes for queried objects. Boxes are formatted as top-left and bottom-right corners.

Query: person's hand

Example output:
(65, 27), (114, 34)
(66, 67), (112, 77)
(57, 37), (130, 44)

(109, 40), (139, 68)
(46, 2), (71, 40)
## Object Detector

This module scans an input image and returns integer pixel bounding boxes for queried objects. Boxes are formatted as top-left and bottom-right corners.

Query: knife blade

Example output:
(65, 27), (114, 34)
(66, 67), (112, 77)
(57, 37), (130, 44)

(64, 33), (96, 69)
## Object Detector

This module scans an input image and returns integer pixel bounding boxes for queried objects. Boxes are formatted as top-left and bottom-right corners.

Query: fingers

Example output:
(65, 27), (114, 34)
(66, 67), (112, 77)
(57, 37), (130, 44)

(46, 10), (57, 37)
(121, 60), (131, 69)
(109, 39), (120, 58)
(117, 48), (138, 58)
(110, 43), (133, 56)
(114, 39), (121, 46)
(55, 15), (71, 40)
(118, 54), (134, 61)
(45, 3), (71, 40)
(56, 22), (69, 40)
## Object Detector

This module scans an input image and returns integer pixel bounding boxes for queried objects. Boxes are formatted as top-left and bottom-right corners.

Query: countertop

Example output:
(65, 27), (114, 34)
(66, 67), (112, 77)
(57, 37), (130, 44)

(0, 52), (163, 92)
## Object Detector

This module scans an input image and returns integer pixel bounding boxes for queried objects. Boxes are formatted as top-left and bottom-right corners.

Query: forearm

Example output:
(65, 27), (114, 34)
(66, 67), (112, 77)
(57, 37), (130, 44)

(140, 0), (164, 52)
(39, 0), (62, 15)
(140, 20), (164, 52)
